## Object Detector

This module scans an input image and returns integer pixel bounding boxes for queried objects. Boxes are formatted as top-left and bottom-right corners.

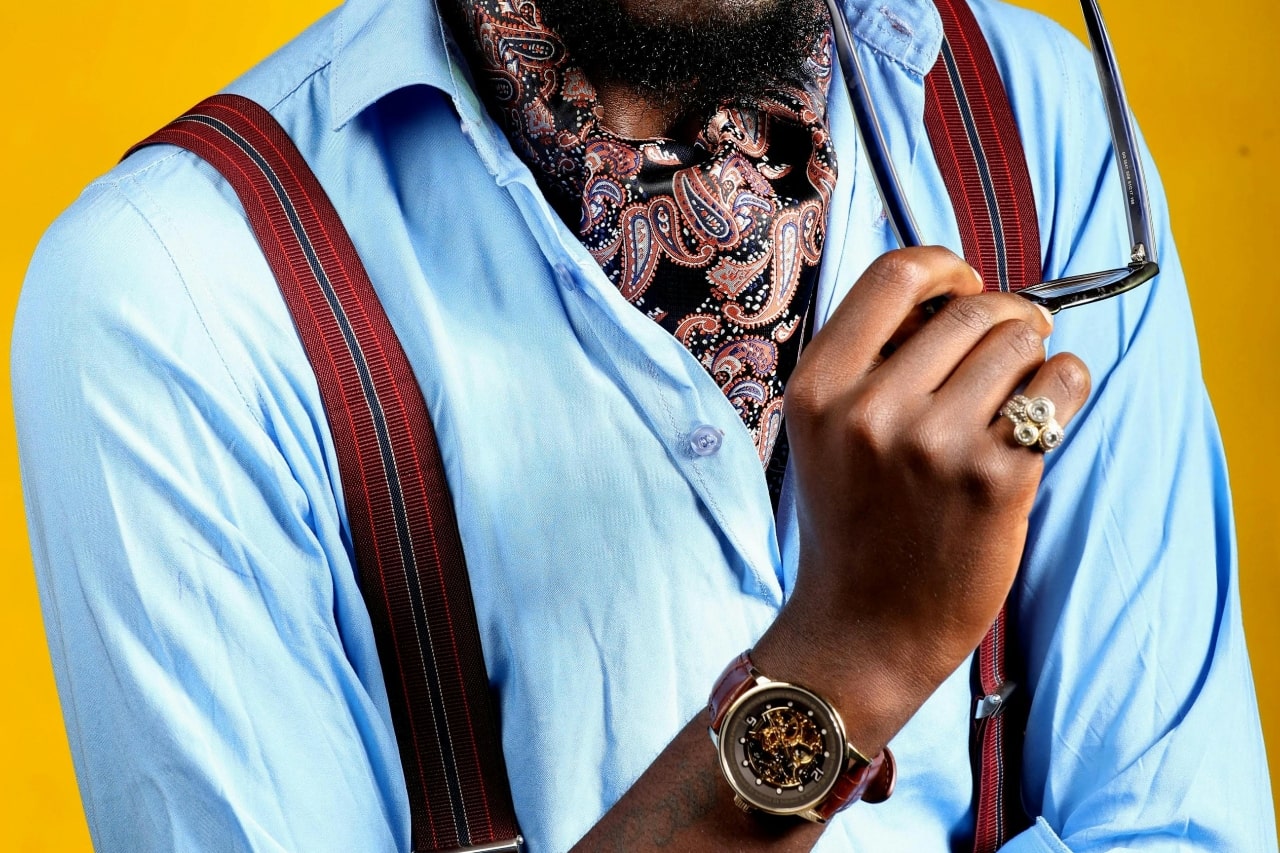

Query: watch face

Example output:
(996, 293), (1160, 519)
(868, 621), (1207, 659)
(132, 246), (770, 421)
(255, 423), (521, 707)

(717, 682), (846, 814)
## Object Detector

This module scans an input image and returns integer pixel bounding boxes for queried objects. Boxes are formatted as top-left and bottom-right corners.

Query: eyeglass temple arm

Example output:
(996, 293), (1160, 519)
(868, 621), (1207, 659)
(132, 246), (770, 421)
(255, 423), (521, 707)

(1080, 0), (1157, 266)
(824, 0), (1156, 267)
(823, 0), (925, 249)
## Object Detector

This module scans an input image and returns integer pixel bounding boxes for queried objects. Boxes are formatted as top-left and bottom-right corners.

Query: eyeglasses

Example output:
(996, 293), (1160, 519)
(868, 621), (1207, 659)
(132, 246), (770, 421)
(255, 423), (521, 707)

(823, 0), (1158, 313)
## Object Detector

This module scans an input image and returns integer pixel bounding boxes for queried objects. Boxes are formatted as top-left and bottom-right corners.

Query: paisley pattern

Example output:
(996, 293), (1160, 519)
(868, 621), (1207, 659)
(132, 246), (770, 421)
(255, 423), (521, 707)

(454, 0), (836, 477)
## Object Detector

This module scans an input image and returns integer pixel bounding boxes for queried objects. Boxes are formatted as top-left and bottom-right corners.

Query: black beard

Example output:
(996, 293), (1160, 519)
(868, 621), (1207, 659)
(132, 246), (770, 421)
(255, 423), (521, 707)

(535, 0), (828, 117)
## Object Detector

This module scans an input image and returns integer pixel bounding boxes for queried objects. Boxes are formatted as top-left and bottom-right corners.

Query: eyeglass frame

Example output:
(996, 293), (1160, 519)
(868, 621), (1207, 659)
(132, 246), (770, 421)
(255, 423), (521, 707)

(822, 0), (1159, 313)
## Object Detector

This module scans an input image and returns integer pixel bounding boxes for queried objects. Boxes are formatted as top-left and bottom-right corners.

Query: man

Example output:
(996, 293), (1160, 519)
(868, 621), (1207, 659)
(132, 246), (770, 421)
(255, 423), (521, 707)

(12, 0), (1274, 850)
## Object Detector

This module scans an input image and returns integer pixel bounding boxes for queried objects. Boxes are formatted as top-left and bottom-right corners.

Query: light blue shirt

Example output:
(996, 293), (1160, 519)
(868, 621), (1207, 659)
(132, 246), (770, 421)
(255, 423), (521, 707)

(13, 0), (1276, 850)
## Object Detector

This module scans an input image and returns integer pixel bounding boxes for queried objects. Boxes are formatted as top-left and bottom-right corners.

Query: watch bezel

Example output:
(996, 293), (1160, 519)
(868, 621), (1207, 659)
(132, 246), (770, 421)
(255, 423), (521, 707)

(715, 681), (849, 816)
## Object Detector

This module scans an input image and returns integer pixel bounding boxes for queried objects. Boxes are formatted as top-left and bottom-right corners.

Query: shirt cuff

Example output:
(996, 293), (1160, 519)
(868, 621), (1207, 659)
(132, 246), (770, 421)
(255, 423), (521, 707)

(997, 817), (1072, 853)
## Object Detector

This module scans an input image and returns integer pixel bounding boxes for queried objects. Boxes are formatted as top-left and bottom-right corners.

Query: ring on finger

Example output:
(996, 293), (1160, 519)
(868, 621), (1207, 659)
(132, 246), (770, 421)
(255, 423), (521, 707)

(999, 394), (1065, 453)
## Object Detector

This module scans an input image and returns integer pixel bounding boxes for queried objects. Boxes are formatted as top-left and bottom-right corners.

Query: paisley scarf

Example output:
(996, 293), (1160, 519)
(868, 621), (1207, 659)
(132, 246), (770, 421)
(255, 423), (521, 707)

(451, 0), (836, 491)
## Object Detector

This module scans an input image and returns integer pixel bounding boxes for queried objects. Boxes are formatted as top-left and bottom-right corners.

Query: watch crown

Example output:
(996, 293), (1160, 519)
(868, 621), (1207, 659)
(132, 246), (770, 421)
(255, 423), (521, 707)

(732, 794), (756, 815)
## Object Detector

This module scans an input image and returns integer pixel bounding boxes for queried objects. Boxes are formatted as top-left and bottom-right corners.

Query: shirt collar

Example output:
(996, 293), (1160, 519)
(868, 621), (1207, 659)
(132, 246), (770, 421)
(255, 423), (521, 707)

(329, 0), (943, 130)
(837, 0), (943, 77)
(330, 0), (457, 129)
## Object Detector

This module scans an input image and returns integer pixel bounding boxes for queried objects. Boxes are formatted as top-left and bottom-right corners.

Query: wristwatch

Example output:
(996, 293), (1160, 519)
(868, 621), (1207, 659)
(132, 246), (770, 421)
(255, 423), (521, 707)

(708, 651), (896, 823)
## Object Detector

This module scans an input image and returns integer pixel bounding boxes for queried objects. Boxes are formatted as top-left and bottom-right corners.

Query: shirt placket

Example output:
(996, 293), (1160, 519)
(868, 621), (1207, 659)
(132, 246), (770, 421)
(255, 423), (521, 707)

(444, 53), (787, 605)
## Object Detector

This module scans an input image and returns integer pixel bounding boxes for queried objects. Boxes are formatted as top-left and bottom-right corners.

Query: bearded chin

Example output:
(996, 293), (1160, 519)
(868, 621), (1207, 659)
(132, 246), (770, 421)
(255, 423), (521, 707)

(535, 0), (828, 115)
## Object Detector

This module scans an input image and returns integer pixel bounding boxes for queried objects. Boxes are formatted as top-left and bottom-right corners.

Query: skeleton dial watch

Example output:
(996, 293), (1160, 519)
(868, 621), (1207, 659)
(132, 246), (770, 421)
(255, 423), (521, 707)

(708, 651), (896, 823)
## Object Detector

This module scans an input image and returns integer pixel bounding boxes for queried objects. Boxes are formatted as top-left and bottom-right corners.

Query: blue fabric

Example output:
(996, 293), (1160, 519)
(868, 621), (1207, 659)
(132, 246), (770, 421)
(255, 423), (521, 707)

(13, 0), (1275, 850)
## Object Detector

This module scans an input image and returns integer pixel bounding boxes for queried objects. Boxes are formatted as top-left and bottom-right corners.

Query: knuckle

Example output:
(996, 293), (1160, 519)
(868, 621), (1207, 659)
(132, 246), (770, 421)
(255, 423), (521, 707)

(903, 417), (947, 464)
(960, 458), (1004, 502)
(842, 390), (897, 450)
(967, 449), (1034, 504)
(782, 366), (831, 425)
(860, 247), (977, 305)
(940, 295), (995, 334)
(1000, 319), (1047, 362)
(863, 250), (930, 296)
(1050, 354), (1092, 403)
(982, 446), (1021, 486)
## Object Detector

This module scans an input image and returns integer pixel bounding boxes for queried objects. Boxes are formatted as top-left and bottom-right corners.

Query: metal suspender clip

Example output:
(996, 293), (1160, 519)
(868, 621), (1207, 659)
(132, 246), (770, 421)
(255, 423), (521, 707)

(413, 839), (523, 853)
(436, 838), (524, 853)
(974, 681), (1017, 720)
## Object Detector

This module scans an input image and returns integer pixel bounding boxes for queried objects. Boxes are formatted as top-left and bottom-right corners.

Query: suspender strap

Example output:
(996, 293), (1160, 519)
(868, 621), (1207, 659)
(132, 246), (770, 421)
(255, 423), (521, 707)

(131, 8), (1040, 846)
(129, 94), (521, 853)
(969, 603), (1029, 851)
(925, 0), (1042, 295)
(922, 1), (1040, 849)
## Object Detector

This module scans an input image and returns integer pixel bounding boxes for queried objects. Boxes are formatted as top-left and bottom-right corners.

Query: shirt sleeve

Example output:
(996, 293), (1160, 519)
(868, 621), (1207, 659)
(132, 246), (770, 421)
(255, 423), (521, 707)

(12, 162), (409, 852)
(993, 15), (1277, 851)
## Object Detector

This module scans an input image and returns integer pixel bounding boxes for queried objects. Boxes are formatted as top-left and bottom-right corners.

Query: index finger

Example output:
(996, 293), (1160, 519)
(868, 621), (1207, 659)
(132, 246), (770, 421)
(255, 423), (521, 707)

(803, 247), (983, 386)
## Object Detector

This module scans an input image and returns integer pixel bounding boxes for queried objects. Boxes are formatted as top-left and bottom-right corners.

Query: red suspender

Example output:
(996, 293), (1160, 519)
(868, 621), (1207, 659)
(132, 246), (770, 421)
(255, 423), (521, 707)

(129, 94), (522, 853)
(131, 3), (1041, 844)
(923, 0), (1040, 849)
(925, 0), (1042, 294)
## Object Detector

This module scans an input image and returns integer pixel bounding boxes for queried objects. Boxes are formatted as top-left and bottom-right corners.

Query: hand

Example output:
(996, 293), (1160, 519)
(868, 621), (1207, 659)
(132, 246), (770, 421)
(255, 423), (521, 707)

(755, 247), (1091, 753)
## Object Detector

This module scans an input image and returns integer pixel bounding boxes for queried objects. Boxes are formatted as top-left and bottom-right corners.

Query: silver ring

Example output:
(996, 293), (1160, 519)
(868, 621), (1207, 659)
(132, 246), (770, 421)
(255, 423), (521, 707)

(999, 394), (1064, 452)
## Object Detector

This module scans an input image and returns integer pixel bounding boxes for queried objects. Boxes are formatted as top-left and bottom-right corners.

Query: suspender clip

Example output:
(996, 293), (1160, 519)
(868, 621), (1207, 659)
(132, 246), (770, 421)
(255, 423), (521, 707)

(416, 838), (523, 853)
(975, 681), (1017, 720)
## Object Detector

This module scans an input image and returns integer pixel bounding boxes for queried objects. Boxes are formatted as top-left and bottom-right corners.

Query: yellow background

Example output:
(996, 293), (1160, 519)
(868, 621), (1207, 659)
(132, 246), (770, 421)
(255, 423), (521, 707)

(1, 1), (1276, 848)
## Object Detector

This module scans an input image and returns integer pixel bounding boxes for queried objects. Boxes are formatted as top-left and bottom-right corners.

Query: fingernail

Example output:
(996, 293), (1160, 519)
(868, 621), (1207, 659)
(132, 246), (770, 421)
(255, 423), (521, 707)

(970, 265), (983, 286)
(1034, 303), (1054, 328)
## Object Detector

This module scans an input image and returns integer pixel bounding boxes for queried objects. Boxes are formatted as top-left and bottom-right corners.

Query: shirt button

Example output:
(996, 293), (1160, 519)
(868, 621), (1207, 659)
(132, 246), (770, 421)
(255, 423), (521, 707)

(689, 425), (725, 457)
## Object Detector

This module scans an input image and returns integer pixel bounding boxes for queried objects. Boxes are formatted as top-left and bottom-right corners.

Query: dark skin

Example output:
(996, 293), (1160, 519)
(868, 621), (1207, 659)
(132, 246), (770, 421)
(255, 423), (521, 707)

(584, 1), (784, 139)
(566, 1), (1094, 849)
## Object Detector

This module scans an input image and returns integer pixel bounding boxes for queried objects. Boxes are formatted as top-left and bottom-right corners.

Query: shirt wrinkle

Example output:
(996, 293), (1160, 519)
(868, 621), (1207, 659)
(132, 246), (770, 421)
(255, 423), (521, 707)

(122, 174), (266, 431)
(15, 0), (1276, 850)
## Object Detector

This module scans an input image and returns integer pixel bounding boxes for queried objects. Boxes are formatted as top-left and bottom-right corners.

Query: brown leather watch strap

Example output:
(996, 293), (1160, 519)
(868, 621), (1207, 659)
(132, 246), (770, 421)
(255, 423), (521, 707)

(708, 649), (897, 821)
(813, 746), (896, 822)
(708, 651), (757, 732)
